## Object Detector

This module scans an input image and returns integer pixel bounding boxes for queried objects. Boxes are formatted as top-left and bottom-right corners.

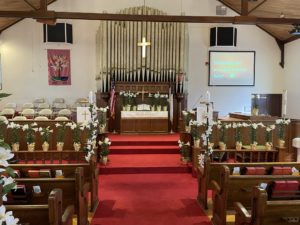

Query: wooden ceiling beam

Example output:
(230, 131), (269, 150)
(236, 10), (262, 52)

(23, 0), (38, 10)
(0, 10), (300, 25)
(40, 0), (47, 12)
(248, 0), (268, 14)
(241, 0), (248, 16)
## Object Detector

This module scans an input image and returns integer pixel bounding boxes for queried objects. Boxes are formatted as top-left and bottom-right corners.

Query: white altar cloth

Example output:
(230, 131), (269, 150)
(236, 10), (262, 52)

(121, 111), (168, 118)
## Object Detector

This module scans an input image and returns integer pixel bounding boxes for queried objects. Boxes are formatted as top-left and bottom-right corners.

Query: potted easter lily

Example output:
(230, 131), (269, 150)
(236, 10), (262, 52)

(67, 122), (84, 151)
(7, 122), (21, 151)
(39, 126), (53, 151)
(98, 106), (109, 133)
(275, 118), (291, 148)
(217, 121), (231, 150)
(190, 120), (202, 148)
(178, 140), (191, 163)
(265, 124), (275, 150)
(99, 137), (111, 165)
(55, 122), (67, 151)
(22, 123), (38, 151)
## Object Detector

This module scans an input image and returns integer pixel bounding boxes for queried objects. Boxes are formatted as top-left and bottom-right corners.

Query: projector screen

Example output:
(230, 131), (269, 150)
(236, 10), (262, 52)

(209, 51), (255, 86)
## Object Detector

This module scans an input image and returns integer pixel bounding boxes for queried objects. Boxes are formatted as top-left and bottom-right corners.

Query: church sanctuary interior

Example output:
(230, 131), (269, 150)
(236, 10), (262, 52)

(2, 0), (300, 225)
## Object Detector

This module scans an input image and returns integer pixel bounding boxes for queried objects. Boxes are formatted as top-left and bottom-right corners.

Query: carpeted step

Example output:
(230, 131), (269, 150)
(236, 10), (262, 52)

(110, 145), (180, 154)
(99, 154), (191, 174)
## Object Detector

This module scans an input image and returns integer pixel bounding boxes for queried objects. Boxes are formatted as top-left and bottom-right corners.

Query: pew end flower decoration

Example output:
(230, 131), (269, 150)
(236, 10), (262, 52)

(178, 140), (191, 163)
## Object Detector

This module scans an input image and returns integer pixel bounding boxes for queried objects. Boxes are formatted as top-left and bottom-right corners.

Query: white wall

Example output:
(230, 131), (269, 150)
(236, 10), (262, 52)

(0, 0), (284, 115)
(284, 39), (300, 119)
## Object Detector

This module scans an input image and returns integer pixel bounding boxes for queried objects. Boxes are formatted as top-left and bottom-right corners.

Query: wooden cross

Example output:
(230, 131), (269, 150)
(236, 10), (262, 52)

(81, 110), (89, 121)
(138, 37), (151, 58)
(140, 87), (148, 102)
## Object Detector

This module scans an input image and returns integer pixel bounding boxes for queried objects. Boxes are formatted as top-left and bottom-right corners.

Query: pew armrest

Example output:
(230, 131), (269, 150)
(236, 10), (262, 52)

(211, 180), (221, 194)
(234, 202), (252, 225)
(62, 205), (75, 225)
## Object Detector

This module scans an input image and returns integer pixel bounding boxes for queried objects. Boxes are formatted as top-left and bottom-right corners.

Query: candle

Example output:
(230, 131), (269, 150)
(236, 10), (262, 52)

(282, 90), (287, 116)
(89, 91), (94, 104)
(206, 91), (211, 102)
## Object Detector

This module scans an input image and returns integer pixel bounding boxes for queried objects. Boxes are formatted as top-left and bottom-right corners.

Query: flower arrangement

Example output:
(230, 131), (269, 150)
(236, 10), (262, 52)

(119, 91), (138, 106)
(189, 120), (202, 141)
(275, 118), (291, 140)
(67, 122), (84, 144)
(178, 140), (191, 162)
(39, 126), (53, 143)
(55, 122), (67, 143)
(84, 103), (99, 162)
(7, 122), (21, 145)
(265, 124), (276, 143)
(249, 122), (265, 149)
(98, 106), (109, 129)
(99, 137), (111, 157)
(217, 121), (231, 143)
(160, 94), (169, 107)
(22, 123), (38, 144)
(182, 110), (195, 127)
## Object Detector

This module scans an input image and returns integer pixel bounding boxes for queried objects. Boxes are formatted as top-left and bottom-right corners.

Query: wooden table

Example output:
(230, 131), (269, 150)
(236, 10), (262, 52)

(120, 111), (169, 133)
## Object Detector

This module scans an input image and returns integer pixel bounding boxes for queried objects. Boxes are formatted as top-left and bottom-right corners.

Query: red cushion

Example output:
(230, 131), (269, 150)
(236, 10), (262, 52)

(245, 167), (256, 175)
(245, 167), (266, 175)
(272, 181), (299, 198)
(28, 170), (40, 178)
(226, 158), (236, 163)
(255, 167), (266, 175)
(272, 167), (292, 175)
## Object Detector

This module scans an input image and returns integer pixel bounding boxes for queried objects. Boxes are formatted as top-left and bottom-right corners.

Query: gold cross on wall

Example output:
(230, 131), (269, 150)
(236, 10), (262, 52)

(140, 87), (148, 102)
(81, 110), (89, 121)
(138, 37), (151, 58)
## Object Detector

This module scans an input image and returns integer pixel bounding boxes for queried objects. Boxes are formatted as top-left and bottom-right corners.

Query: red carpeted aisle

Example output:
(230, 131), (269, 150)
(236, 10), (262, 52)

(91, 173), (211, 225)
(92, 134), (211, 225)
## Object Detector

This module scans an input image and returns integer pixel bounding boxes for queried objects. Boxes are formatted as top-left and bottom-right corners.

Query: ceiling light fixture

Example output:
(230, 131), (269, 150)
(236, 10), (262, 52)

(290, 24), (300, 35)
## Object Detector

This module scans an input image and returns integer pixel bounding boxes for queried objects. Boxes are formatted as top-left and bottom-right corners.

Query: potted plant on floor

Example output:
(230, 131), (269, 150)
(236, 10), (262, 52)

(178, 140), (191, 163)
(99, 137), (111, 165)
(190, 120), (202, 148)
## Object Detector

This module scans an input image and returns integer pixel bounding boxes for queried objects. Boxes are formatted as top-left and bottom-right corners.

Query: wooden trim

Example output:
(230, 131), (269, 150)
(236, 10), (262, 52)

(241, 0), (248, 16)
(40, 0), (47, 12)
(0, 10), (300, 24)
(248, 0), (268, 14)
(275, 39), (285, 68)
(23, 0), (38, 10)
(284, 35), (300, 44)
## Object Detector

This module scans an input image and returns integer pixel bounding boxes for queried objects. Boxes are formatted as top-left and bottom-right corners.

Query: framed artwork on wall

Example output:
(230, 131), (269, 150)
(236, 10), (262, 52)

(47, 49), (71, 86)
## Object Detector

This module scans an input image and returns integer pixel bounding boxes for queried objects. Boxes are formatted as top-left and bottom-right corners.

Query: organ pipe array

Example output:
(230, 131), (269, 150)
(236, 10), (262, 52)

(96, 6), (187, 93)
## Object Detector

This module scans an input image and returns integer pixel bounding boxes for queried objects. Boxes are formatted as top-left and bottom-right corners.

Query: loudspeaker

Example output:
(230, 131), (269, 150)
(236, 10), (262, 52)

(210, 27), (237, 47)
(43, 23), (73, 44)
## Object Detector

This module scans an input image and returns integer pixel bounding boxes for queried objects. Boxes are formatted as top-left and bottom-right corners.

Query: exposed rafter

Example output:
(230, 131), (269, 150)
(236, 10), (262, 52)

(241, 0), (248, 16)
(248, 0), (268, 14)
(23, 0), (38, 10)
(0, 10), (300, 25)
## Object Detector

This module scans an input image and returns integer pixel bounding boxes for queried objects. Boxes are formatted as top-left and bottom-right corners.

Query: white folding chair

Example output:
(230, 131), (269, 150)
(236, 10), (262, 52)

(12, 116), (27, 121)
(4, 103), (17, 109)
(21, 108), (35, 119)
(38, 108), (53, 118)
(22, 103), (34, 109)
(0, 108), (15, 118)
(34, 116), (49, 121)
(37, 103), (50, 109)
(57, 108), (72, 118)
(54, 116), (69, 121)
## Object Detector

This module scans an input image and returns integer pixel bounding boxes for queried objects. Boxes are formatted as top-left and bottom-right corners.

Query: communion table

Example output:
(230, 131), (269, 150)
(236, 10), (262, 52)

(120, 111), (168, 133)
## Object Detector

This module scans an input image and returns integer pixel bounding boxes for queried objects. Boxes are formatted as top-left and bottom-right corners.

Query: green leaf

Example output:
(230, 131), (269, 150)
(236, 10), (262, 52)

(2, 182), (16, 195)
(5, 167), (15, 177)
(0, 142), (11, 150)
(0, 93), (11, 99)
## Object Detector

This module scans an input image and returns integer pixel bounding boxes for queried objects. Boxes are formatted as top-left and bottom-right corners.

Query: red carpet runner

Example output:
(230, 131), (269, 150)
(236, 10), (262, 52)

(91, 173), (211, 225)
(93, 134), (211, 225)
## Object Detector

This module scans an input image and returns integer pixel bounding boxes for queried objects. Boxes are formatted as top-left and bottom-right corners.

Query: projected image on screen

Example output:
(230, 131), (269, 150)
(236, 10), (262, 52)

(209, 51), (255, 86)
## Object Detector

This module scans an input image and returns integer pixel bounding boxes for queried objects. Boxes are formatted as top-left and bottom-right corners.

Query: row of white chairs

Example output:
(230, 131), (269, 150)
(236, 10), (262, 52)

(0, 108), (72, 118)
(4, 98), (90, 111)
(0, 115), (69, 121)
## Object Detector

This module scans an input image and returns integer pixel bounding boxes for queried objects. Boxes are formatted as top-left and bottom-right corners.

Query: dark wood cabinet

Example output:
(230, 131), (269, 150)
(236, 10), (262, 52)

(251, 93), (282, 117)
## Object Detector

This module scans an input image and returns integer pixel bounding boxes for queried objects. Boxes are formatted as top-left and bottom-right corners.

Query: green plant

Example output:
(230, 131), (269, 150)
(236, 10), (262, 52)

(276, 118), (291, 140)
(178, 140), (191, 159)
(7, 122), (21, 144)
(217, 122), (231, 143)
(98, 107), (108, 126)
(99, 137), (111, 157)
(39, 126), (53, 143)
(55, 122), (67, 143)
(182, 110), (195, 126)
(22, 123), (38, 144)
(67, 122), (83, 144)
(190, 120), (202, 140)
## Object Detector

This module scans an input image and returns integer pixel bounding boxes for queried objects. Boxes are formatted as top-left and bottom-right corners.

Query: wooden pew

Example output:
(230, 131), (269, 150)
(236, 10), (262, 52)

(211, 165), (300, 225)
(9, 154), (99, 212)
(11, 167), (89, 225)
(197, 158), (300, 209)
(4, 188), (74, 225)
(235, 186), (300, 225)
